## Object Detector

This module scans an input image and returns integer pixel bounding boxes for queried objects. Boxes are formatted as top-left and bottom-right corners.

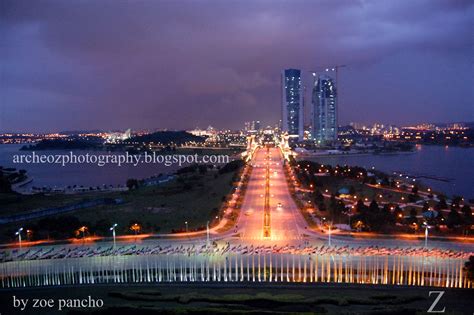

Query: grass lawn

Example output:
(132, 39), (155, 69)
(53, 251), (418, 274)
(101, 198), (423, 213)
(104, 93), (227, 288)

(75, 170), (236, 233)
(0, 192), (107, 216)
(0, 167), (240, 241)
(313, 176), (411, 203)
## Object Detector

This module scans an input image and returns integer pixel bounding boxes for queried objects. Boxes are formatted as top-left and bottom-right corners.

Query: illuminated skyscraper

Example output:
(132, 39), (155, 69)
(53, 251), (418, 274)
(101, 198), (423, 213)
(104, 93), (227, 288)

(281, 69), (303, 140)
(244, 120), (261, 133)
(311, 74), (337, 144)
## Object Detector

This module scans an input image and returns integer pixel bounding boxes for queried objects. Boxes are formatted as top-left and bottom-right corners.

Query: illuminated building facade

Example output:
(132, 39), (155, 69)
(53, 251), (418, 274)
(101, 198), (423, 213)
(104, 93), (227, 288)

(312, 74), (337, 144)
(281, 69), (304, 141)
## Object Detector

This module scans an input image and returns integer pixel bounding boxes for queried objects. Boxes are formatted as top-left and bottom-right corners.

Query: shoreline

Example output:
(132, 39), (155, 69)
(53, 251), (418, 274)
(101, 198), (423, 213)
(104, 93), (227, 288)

(1, 144), (241, 194)
(296, 150), (417, 158)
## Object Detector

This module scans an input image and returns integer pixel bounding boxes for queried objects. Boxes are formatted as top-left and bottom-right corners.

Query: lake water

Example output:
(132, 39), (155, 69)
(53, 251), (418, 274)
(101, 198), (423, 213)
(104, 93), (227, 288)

(0, 144), (181, 189)
(302, 145), (474, 199)
(1, 144), (473, 199)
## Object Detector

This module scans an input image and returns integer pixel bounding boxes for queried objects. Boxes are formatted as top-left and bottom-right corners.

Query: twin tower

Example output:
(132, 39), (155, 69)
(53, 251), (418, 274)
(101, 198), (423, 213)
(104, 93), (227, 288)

(281, 69), (337, 145)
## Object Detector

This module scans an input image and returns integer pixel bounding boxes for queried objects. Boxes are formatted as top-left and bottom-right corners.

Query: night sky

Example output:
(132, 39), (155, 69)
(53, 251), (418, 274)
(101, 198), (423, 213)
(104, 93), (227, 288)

(1, 0), (473, 133)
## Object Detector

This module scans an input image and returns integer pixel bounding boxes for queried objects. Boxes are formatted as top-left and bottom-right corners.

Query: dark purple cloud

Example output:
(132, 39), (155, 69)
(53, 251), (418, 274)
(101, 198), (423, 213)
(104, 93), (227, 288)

(1, 0), (473, 132)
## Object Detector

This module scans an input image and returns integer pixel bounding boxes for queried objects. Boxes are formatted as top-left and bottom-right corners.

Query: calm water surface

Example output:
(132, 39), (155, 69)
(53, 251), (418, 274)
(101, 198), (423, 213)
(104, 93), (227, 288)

(0, 144), (180, 188)
(304, 145), (473, 199)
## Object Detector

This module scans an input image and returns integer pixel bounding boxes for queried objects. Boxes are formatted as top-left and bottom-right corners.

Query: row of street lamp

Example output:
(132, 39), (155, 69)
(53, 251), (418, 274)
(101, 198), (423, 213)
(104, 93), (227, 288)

(320, 218), (431, 248)
(14, 216), (222, 248)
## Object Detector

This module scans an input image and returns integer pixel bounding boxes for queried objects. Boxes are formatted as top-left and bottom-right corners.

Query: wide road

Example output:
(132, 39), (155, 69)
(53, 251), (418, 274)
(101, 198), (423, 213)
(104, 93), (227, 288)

(233, 146), (473, 252)
(237, 147), (308, 243)
(1, 146), (472, 253)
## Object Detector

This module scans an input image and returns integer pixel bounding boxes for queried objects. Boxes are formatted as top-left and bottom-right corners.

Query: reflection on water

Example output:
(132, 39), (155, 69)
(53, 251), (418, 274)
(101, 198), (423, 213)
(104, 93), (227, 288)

(0, 144), (181, 188)
(304, 145), (474, 199)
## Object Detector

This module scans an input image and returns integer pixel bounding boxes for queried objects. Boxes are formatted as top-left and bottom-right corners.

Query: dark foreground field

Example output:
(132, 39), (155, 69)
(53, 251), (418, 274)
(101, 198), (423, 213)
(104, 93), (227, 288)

(0, 283), (472, 315)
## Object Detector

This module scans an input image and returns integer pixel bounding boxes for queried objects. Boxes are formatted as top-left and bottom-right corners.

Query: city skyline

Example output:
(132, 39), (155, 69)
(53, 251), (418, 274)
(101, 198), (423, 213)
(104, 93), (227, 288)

(1, 2), (473, 313)
(1, 1), (473, 133)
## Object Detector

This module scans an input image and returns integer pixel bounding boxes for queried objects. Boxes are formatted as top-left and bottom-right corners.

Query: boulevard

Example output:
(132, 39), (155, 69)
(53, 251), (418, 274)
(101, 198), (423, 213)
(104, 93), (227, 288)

(1, 145), (473, 289)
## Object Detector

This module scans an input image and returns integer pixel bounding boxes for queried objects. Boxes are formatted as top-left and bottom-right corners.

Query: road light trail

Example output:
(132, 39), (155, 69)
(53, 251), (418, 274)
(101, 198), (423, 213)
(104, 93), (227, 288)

(263, 147), (271, 239)
(236, 146), (308, 243)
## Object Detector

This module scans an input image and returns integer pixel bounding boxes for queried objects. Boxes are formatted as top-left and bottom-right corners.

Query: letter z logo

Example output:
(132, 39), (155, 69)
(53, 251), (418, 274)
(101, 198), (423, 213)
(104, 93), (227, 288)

(427, 291), (445, 313)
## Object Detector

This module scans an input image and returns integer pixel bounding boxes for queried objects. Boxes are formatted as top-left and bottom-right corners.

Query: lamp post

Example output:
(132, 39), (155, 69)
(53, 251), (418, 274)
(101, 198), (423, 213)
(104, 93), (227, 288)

(423, 222), (430, 248)
(328, 223), (332, 247)
(130, 223), (140, 238)
(78, 226), (87, 244)
(15, 227), (23, 249)
(110, 223), (117, 248)
(185, 221), (188, 233)
(206, 221), (210, 246)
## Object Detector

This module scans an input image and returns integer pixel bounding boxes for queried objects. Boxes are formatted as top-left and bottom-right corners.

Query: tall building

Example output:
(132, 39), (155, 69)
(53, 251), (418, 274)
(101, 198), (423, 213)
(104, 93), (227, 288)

(251, 120), (261, 131)
(281, 69), (304, 140)
(244, 120), (261, 133)
(311, 74), (337, 144)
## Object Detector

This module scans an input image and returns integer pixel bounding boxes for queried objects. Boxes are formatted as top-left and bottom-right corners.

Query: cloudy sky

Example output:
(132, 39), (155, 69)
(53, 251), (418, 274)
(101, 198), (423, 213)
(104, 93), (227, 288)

(1, 0), (473, 132)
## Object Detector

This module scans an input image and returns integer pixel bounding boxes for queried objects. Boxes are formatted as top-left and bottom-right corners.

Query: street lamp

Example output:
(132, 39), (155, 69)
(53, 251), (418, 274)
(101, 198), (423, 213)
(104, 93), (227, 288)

(15, 227), (23, 249)
(185, 221), (188, 233)
(328, 223), (332, 247)
(206, 221), (210, 246)
(110, 223), (118, 248)
(130, 223), (141, 236)
(26, 229), (33, 241)
(423, 222), (430, 248)
(78, 226), (87, 239)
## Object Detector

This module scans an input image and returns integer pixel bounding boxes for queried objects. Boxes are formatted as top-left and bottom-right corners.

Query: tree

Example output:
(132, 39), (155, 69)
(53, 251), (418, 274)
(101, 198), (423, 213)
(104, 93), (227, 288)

(351, 214), (366, 231)
(318, 201), (326, 211)
(460, 204), (472, 235)
(369, 200), (379, 212)
(218, 160), (244, 174)
(446, 208), (462, 229)
(461, 204), (472, 225)
(411, 185), (419, 194)
(336, 200), (346, 214)
(437, 197), (448, 209)
(435, 212), (446, 227)
(393, 205), (404, 222)
(464, 256), (474, 282)
(422, 202), (430, 212)
(407, 208), (418, 225)
(366, 203), (391, 232)
(126, 178), (139, 190)
(129, 221), (142, 235)
(382, 204), (395, 225)
(313, 190), (324, 203)
(451, 196), (463, 208)
(329, 194), (337, 212)
(356, 199), (368, 214)
(94, 219), (112, 236)
(408, 194), (418, 203)
(348, 186), (356, 195)
(0, 171), (12, 193)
